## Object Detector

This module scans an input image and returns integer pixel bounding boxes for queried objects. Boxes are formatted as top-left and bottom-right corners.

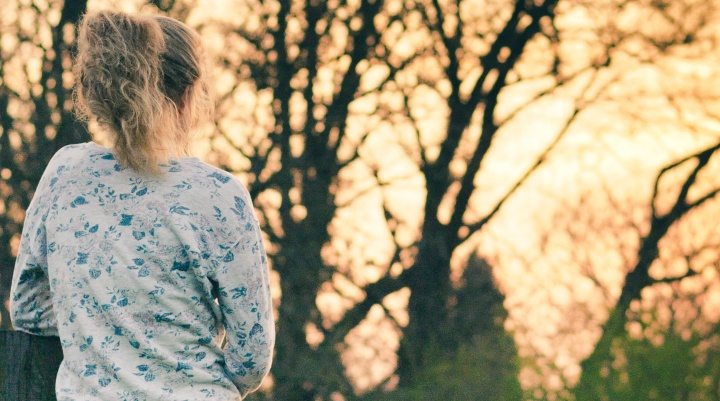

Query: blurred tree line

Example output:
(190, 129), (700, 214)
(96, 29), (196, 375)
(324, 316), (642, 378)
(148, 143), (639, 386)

(1, 0), (720, 400)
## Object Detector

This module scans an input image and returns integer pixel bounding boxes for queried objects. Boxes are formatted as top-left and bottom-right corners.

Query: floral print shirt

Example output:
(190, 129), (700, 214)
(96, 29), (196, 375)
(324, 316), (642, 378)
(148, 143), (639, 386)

(10, 142), (275, 401)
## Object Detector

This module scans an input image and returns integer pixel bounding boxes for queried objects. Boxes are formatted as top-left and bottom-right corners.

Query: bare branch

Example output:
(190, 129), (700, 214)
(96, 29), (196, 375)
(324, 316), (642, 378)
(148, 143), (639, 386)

(459, 106), (580, 241)
(379, 302), (403, 331)
(497, 64), (601, 127)
(653, 142), (720, 219)
(686, 187), (720, 210)
(459, 67), (609, 242)
(335, 168), (419, 209)
(322, 272), (408, 344)
(323, 0), (383, 163)
(402, 91), (428, 168)
(355, 56), (414, 99)
(651, 268), (698, 285)
(298, 1), (327, 165)
(425, 0), (462, 93)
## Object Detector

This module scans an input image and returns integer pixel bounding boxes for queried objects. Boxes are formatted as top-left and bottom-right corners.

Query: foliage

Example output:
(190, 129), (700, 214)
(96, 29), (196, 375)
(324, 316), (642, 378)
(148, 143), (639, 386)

(359, 257), (523, 401)
(360, 338), (523, 401)
(574, 307), (720, 401)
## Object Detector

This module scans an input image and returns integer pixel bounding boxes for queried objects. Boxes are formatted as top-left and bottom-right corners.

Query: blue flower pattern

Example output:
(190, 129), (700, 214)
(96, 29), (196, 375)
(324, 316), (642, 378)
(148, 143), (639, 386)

(10, 142), (275, 400)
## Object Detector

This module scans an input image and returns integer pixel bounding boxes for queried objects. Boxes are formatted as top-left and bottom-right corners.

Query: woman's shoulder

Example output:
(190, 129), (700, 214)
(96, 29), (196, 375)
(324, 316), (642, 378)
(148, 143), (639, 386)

(57, 141), (101, 154)
(49, 142), (107, 165)
(39, 142), (95, 176)
(51, 141), (90, 158)
(166, 157), (251, 203)
(190, 160), (248, 191)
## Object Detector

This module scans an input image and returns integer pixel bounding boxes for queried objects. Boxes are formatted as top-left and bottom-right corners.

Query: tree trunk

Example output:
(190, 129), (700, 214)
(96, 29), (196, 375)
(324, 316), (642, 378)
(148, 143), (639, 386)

(575, 213), (676, 399)
(397, 220), (453, 387)
(270, 174), (353, 400)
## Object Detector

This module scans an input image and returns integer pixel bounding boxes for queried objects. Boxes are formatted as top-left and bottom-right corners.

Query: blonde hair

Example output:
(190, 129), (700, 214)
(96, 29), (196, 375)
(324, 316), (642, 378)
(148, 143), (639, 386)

(73, 10), (213, 174)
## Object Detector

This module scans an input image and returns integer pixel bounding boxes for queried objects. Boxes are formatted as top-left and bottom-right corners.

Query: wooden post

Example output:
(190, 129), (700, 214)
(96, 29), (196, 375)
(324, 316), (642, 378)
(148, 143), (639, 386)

(0, 330), (63, 401)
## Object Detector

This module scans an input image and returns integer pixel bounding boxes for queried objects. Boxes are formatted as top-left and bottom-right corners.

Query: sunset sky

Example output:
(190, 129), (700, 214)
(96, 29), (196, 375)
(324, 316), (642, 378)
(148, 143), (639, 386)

(3, 0), (720, 398)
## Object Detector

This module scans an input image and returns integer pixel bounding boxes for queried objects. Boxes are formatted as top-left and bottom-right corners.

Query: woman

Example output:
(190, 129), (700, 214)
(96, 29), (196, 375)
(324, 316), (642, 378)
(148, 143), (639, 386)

(10, 10), (274, 401)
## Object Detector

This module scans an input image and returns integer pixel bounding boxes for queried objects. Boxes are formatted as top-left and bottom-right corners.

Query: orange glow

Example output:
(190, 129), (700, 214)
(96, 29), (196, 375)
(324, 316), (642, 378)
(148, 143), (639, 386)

(3, 0), (720, 398)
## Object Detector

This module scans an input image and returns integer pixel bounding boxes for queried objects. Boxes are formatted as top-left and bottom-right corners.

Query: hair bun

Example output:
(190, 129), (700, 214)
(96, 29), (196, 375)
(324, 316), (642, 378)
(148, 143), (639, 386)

(85, 11), (164, 45)
(74, 11), (169, 173)
(77, 11), (166, 105)
(74, 10), (211, 174)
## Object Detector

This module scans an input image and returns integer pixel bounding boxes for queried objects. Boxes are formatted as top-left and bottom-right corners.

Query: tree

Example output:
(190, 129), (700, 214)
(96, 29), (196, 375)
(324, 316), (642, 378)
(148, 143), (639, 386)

(204, 0), (572, 397)
(522, 171), (720, 400)
(207, 0), (719, 398)
(349, 255), (522, 401)
(570, 0), (720, 394)
(575, 143), (720, 399)
(0, 0), (90, 330)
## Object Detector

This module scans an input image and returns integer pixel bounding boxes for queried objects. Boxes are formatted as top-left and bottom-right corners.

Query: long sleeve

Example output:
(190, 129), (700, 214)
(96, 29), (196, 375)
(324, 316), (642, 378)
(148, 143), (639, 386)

(211, 185), (275, 398)
(10, 160), (58, 336)
(8, 142), (275, 399)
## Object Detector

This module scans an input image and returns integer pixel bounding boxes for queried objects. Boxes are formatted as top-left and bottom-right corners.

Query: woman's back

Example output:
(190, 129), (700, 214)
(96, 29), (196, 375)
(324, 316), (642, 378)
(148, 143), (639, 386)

(12, 142), (274, 400)
(11, 10), (274, 400)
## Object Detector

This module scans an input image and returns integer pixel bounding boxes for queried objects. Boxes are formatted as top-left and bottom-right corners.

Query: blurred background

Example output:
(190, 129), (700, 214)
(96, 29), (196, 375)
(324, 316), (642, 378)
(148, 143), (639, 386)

(2, 0), (720, 400)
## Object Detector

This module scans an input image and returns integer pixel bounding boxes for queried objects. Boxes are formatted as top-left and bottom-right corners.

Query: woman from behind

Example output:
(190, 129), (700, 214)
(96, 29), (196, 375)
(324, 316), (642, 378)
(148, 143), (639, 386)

(10, 10), (274, 401)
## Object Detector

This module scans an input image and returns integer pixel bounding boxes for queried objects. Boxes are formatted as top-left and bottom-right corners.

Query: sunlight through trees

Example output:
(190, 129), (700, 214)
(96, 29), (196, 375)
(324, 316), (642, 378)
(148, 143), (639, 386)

(2, 0), (720, 400)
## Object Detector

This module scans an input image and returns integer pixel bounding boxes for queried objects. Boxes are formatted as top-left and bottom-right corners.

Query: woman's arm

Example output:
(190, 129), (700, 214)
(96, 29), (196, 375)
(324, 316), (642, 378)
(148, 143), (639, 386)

(10, 157), (59, 336)
(212, 184), (275, 397)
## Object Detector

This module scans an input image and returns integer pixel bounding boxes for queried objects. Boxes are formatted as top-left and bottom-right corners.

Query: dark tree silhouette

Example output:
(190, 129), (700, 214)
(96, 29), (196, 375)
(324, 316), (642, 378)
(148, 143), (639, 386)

(0, 0), (90, 330)
(206, 0), (571, 398)
(575, 142), (720, 399)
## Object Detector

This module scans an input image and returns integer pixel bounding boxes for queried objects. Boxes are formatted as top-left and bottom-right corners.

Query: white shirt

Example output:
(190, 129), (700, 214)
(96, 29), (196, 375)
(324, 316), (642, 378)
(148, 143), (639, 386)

(10, 142), (274, 401)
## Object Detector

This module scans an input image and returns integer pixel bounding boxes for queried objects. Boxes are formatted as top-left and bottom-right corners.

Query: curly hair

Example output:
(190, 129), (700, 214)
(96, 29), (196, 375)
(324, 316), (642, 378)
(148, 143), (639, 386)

(73, 10), (212, 174)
